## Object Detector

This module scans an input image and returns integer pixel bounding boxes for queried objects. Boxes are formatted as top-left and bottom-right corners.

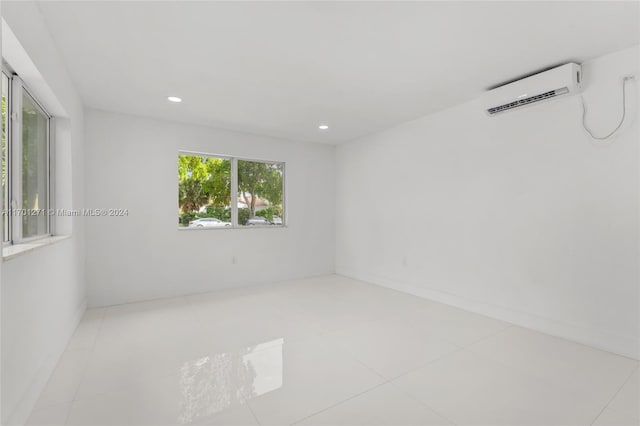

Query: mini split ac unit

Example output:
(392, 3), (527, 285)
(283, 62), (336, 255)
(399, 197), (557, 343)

(483, 63), (582, 116)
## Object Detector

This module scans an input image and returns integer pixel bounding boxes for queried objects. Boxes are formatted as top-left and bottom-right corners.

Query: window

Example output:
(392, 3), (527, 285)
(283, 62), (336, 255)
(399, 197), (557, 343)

(2, 72), (9, 242)
(178, 153), (285, 229)
(21, 88), (50, 238)
(237, 159), (284, 227)
(2, 65), (53, 244)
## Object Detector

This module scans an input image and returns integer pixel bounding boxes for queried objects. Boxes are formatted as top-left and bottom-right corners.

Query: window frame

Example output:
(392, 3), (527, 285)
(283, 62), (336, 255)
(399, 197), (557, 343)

(178, 150), (286, 230)
(2, 70), (12, 246)
(2, 65), (54, 246)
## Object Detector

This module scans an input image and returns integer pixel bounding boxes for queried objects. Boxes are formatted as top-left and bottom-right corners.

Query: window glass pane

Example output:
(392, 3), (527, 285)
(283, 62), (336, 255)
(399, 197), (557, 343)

(2, 73), (8, 242)
(22, 92), (49, 238)
(178, 154), (231, 228)
(237, 160), (284, 226)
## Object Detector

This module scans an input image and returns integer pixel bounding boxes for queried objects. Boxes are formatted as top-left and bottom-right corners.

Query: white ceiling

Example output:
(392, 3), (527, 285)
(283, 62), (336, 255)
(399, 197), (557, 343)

(34, 1), (640, 144)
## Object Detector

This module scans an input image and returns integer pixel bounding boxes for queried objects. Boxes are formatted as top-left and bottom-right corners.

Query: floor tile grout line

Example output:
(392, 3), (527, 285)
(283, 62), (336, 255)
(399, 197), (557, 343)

(589, 363), (640, 425)
(350, 356), (392, 382)
(243, 399), (262, 426)
(187, 288), (338, 426)
(288, 380), (391, 426)
(458, 325), (519, 359)
(284, 343), (468, 425)
(105, 299), (325, 386)
(30, 312), (102, 416)
(460, 326), (637, 412)
(351, 341), (465, 385)
(29, 277), (637, 426)
(340, 276), (640, 363)
(461, 339), (638, 426)
(64, 305), (184, 404)
(248, 304), (398, 425)
(314, 303), (513, 353)
(315, 327), (414, 382)
(385, 379), (458, 426)
(386, 340), (618, 426)
(460, 341), (600, 398)
(385, 345), (467, 383)
(62, 307), (107, 425)
(30, 310), (105, 423)
(317, 303), (484, 384)
(457, 324), (516, 349)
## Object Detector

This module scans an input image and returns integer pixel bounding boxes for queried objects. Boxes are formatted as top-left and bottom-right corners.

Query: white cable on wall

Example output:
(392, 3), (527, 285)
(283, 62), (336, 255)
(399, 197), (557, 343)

(581, 75), (635, 140)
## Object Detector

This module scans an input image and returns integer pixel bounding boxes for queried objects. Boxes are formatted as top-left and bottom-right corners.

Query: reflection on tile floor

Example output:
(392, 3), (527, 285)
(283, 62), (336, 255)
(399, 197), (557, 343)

(26, 275), (639, 425)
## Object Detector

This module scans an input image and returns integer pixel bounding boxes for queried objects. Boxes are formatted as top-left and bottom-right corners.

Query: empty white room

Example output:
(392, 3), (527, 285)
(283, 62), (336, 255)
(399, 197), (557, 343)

(1, 1), (639, 425)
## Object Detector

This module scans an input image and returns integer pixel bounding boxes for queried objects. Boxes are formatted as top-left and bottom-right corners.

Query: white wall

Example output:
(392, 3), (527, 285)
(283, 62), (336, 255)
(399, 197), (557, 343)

(1, 2), (86, 425)
(0, 2), (4, 422)
(336, 46), (640, 359)
(84, 109), (335, 307)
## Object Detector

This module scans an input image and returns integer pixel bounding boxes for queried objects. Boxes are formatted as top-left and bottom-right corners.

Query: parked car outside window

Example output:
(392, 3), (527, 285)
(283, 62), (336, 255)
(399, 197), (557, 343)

(246, 216), (272, 226)
(189, 218), (231, 227)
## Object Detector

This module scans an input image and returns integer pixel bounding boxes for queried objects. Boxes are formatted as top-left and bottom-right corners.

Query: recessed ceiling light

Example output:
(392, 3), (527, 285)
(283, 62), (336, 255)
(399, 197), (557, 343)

(167, 96), (182, 103)
(318, 124), (329, 130)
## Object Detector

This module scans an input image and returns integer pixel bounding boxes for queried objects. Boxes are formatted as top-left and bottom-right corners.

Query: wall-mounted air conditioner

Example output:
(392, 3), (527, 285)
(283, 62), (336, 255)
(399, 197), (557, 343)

(483, 63), (582, 116)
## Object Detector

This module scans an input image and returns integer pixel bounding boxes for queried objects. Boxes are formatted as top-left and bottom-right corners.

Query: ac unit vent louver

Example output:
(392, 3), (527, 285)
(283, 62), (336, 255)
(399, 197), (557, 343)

(487, 87), (569, 115)
(483, 63), (581, 116)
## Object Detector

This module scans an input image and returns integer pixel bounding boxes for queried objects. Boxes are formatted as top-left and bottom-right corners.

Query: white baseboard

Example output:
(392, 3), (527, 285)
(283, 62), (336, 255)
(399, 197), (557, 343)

(337, 270), (639, 361)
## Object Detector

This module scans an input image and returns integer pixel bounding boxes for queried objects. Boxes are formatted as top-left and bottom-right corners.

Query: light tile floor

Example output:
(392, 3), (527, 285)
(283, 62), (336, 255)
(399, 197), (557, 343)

(26, 275), (639, 426)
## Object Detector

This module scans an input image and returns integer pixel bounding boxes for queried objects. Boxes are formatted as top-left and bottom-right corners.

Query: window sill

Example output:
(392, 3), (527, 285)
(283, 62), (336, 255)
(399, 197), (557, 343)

(2, 235), (71, 261)
(178, 225), (287, 231)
